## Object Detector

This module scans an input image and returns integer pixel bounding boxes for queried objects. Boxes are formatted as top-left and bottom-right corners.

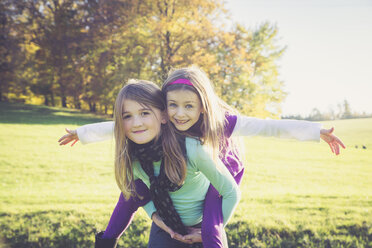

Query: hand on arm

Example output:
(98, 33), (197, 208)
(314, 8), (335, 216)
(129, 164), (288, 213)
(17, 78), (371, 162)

(58, 128), (79, 146)
(320, 127), (346, 155)
(151, 212), (194, 244)
(183, 227), (202, 243)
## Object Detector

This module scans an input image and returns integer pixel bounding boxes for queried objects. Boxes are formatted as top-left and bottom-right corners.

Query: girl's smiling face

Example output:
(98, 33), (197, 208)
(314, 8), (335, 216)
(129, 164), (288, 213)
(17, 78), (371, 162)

(166, 90), (203, 131)
(122, 99), (165, 144)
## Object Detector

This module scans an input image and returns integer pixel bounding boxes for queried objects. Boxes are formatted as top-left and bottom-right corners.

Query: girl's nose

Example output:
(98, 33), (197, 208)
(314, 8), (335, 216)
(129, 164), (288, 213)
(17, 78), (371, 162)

(176, 108), (185, 117)
(132, 116), (142, 126)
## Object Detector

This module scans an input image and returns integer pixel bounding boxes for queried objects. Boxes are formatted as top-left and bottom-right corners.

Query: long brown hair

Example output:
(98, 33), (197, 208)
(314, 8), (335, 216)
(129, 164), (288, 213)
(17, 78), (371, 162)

(162, 66), (237, 160)
(114, 79), (187, 199)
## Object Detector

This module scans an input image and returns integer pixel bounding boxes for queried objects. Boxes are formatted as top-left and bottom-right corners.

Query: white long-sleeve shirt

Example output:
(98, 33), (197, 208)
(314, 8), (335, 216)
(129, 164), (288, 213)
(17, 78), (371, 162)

(76, 117), (321, 144)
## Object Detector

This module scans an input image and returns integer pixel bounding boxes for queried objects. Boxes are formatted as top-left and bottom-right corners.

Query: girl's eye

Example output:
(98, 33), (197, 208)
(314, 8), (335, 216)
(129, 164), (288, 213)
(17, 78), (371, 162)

(141, 112), (150, 116)
(185, 104), (193, 109)
(122, 115), (131, 120)
(168, 103), (177, 108)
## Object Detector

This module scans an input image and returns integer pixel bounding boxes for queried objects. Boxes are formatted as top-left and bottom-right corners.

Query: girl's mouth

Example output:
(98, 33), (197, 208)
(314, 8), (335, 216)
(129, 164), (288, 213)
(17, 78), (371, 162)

(175, 119), (189, 125)
(133, 130), (146, 134)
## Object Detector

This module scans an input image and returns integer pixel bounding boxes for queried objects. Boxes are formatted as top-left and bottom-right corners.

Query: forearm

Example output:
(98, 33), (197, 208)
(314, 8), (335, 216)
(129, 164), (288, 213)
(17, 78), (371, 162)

(76, 121), (114, 144)
(193, 141), (241, 225)
(233, 116), (321, 141)
(104, 180), (151, 238)
(221, 186), (240, 225)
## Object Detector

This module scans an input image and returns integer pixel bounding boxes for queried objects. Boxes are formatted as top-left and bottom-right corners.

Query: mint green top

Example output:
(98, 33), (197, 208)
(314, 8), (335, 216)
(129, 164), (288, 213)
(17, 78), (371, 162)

(133, 137), (240, 227)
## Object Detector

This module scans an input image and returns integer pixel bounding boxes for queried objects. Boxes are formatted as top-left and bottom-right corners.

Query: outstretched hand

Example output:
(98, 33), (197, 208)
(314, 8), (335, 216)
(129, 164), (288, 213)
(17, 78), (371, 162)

(58, 128), (79, 146)
(320, 127), (345, 155)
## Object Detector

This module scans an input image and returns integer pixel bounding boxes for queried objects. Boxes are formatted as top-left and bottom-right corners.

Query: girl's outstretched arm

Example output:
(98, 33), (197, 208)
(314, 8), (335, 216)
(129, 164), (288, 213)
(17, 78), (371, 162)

(232, 115), (345, 154)
(232, 116), (321, 141)
(58, 121), (114, 146)
(320, 127), (346, 155)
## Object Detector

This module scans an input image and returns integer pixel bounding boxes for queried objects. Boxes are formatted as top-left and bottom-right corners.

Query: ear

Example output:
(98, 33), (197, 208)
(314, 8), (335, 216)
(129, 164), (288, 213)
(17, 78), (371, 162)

(161, 111), (168, 124)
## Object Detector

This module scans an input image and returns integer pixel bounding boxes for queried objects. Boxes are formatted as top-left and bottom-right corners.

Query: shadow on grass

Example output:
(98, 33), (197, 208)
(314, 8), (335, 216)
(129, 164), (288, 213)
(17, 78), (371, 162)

(0, 211), (149, 248)
(0, 102), (109, 125)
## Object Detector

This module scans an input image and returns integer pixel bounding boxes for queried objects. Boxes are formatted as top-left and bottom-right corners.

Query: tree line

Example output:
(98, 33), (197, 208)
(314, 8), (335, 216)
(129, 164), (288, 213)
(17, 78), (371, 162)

(282, 100), (372, 121)
(1, 0), (286, 117)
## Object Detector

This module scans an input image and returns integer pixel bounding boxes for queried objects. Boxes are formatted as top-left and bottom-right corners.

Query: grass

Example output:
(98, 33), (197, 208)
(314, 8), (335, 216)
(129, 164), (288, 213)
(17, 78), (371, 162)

(0, 102), (371, 247)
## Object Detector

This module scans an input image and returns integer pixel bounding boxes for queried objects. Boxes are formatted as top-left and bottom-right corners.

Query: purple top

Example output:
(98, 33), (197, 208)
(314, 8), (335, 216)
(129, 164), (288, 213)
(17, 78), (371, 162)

(221, 115), (244, 185)
(188, 114), (244, 184)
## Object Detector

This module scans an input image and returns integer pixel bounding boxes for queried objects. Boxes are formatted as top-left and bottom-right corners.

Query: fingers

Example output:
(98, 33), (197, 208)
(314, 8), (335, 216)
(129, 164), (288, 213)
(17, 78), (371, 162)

(320, 127), (333, 135)
(331, 139), (346, 155)
(172, 232), (183, 240)
(166, 227), (178, 239)
(58, 134), (70, 143)
(180, 228), (202, 244)
(59, 128), (79, 146)
(171, 234), (192, 244)
(328, 142), (335, 154)
(65, 128), (76, 135)
(177, 237), (193, 244)
(58, 137), (69, 145)
(183, 234), (197, 243)
(335, 136), (346, 149)
(71, 139), (78, 147)
(321, 127), (345, 155)
(328, 135), (345, 155)
(59, 135), (72, 144)
(335, 143), (340, 155)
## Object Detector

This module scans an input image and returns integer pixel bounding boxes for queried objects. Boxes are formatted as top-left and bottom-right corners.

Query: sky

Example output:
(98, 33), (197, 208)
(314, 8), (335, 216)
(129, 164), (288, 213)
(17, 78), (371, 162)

(225, 0), (372, 117)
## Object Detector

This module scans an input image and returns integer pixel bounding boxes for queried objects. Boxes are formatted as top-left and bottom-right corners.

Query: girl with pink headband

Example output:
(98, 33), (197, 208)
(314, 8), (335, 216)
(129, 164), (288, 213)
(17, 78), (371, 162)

(59, 66), (345, 247)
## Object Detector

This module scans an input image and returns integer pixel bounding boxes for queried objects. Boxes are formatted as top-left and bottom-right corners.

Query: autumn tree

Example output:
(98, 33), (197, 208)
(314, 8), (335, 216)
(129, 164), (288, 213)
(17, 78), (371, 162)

(0, 0), (26, 102)
(5, 0), (288, 117)
(210, 22), (287, 118)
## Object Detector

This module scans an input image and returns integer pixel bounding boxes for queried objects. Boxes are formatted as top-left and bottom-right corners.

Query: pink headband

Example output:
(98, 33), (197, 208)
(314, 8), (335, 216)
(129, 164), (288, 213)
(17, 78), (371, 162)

(168, 78), (193, 86)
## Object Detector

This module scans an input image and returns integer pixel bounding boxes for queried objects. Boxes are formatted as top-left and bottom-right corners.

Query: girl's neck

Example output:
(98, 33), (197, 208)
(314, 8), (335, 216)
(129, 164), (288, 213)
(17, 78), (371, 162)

(184, 116), (203, 137)
(131, 137), (163, 162)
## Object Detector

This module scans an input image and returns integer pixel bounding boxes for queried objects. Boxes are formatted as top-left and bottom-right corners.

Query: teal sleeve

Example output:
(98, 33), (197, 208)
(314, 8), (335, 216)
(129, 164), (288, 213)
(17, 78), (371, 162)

(143, 201), (156, 219)
(187, 138), (241, 226)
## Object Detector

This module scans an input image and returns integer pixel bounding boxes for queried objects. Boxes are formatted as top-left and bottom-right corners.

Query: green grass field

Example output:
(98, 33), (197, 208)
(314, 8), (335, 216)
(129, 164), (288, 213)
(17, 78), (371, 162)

(0, 102), (371, 248)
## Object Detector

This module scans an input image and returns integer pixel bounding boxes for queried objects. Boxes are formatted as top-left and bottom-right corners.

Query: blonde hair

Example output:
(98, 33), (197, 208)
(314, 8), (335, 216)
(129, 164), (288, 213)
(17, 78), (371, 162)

(114, 79), (187, 199)
(162, 65), (237, 160)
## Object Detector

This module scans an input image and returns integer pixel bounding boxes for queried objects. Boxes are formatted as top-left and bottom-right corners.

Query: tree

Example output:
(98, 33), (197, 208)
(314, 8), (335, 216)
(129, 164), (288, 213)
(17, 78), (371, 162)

(342, 99), (352, 119)
(210, 22), (287, 117)
(0, 0), (26, 102)
(139, 0), (225, 79)
(6, 0), (288, 117)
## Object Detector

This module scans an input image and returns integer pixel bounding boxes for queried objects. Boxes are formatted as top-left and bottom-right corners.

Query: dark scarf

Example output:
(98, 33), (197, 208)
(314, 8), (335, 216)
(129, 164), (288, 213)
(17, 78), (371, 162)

(132, 137), (203, 247)
(185, 116), (203, 137)
(132, 136), (189, 235)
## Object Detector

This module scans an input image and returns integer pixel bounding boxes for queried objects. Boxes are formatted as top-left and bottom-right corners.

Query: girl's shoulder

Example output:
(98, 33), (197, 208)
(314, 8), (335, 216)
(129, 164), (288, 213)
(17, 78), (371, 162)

(224, 113), (238, 137)
(185, 137), (212, 162)
(185, 136), (202, 150)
